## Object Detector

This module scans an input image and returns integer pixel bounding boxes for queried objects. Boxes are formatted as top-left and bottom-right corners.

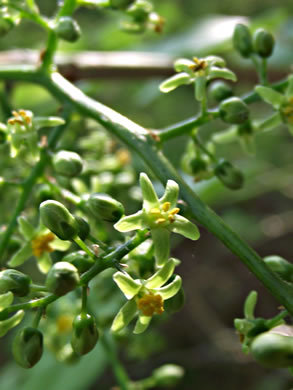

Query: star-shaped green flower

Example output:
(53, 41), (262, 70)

(8, 216), (70, 273)
(114, 173), (200, 266)
(255, 75), (293, 135)
(111, 258), (181, 334)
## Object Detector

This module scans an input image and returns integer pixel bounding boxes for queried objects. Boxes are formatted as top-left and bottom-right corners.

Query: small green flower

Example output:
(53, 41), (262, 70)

(111, 258), (181, 334)
(8, 216), (70, 273)
(114, 173), (200, 266)
(255, 76), (293, 135)
(159, 56), (236, 101)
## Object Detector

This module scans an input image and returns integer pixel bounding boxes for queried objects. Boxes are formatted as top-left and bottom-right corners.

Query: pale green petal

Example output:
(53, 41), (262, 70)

(51, 237), (71, 251)
(152, 228), (170, 267)
(145, 258), (177, 289)
(208, 67), (237, 82)
(111, 299), (137, 333)
(285, 75), (293, 97)
(140, 173), (159, 209)
(156, 275), (182, 300)
(256, 112), (282, 132)
(170, 215), (200, 240)
(174, 59), (195, 74)
(133, 314), (152, 334)
(0, 292), (13, 311)
(18, 216), (36, 240)
(212, 126), (238, 144)
(113, 272), (142, 299)
(114, 211), (144, 232)
(205, 56), (226, 67)
(37, 252), (52, 274)
(0, 310), (24, 337)
(255, 86), (285, 109)
(8, 242), (33, 267)
(159, 72), (191, 93)
(244, 290), (257, 320)
(33, 116), (65, 130)
(159, 180), (179, 209)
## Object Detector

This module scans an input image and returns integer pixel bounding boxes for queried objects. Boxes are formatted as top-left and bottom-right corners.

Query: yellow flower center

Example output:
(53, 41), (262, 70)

(137, 292), (164, 316)
(281, 97), (293, 124)
(8, 109), (32, 126)
(31, 232), (55, 257)
(57, 314), (73, 333)
(149, 202), (180, 226)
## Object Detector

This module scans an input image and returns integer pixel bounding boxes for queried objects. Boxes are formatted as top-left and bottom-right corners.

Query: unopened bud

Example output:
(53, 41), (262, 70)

(45, 262), (80, 296)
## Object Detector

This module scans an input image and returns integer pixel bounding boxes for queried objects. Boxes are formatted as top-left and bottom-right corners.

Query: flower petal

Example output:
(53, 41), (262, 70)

(255, 86), (285, 109)
(51, 237), (71, 251)
(8, 242), (33, 267)
(159, 72), (191, 93)
(111, 298), (137, 333)
(37, 252), (52, 274)
(151, 228), (170, 267)
(170, 215), (200, 240)
(159, 180), (179, 209)
(208, 67), (237, 82)
(0, 310), (24, 337)
(286, 75), (293, 97)
(114, 211), (144, 232)
(0, 292), (14, 311)
(133, 314), (152, 334)
(113, 272), (142, 299)
(145, 258), (177, 289)
(18, 216), (36, 240)
(156, 275), (182, 300)
(140, 173), (159, 209)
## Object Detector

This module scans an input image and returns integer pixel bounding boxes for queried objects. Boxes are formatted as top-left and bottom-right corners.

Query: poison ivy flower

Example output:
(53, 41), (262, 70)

(114, 173), (200, 266)
(5, 109), (64, 160)
(255, 75), (293, 135)
(159, 56), (237, 101)
(111, 258), (181, 334)
(8, 216), (70, 273)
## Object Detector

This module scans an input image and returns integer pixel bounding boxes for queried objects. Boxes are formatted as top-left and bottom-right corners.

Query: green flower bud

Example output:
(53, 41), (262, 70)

(253, 29), (275, 58)
(88, 193), (125, 222)
(75, 216), (90, 240)
(63, 251), (94, 273)
(52, 150), (83, 178)
(233, 24), (253, 58)
(164, 287), (185, 314)
(209, 81), (234, 102)
(12, 327), (43, 369)
(36, 184), (56, 203)
(219, 97), (249, 124)
(55, 17), (81, 42)
(152, 364), (184, 387)
(46, 262), (80, 296)
(0, 269), (31, 297)
(189, 157), (207, 175)
(0, 14), (15, 38)
(214, 159), (244, 190)
(71, 314), (99, 356)
(263, 255), (293, 283)
(40, 200), (78, 240)
(250, 333), (293, 368)
(110, 0), (136, 10)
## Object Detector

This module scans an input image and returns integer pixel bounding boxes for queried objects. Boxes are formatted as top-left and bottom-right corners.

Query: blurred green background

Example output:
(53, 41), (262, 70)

(1, 0), (293, 389)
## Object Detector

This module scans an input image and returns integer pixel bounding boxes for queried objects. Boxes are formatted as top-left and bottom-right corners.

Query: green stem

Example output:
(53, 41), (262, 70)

(101, 331), (131, 390)
(41, 31), (58, 73)
(259, 58), (268, 86)
(57, 0), (78, 16)
(74, 237), (96, 260)
(88, 234), (109, 252)
(0, 229), (150, 320)
(81, 285), (88, 315)
(1, 68), (293, 314)
(192, 133), (216, 162)
(32, 307), (44, 328)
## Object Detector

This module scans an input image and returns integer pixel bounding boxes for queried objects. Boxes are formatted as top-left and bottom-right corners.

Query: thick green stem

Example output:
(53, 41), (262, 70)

(0, 67), (293, 314)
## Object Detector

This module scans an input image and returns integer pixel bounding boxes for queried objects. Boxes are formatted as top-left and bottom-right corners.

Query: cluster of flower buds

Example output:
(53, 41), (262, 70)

(233, 24), (275, 59)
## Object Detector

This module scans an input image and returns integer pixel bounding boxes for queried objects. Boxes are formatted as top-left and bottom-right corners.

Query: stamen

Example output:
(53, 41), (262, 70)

(150, 208), (161, 215)
(156, 218), (166, 224)
(169, 207), (180, 215)
(162, 202), (171, 212)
